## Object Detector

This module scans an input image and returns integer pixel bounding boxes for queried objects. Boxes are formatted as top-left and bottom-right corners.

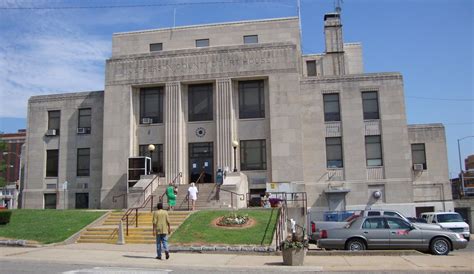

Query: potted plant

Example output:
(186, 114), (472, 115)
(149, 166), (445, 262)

(280, 235), (308, 266)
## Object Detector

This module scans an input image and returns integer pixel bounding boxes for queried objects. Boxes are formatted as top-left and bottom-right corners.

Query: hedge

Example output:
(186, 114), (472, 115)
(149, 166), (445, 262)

(0, 210), (12, 225)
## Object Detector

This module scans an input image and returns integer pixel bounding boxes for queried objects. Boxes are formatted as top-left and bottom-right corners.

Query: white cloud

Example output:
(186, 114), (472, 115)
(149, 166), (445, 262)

(0, 7), (111, 118)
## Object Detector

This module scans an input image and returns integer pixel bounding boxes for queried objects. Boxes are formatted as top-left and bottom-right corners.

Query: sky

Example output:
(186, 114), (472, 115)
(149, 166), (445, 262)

(0, 0), (472, 177)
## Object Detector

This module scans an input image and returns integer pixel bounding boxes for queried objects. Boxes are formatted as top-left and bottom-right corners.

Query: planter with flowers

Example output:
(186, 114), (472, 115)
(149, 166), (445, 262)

(280, 235), (308, 266)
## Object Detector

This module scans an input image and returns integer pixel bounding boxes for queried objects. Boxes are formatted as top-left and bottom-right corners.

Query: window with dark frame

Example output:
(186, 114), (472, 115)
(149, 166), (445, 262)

(326, 137), (343, 168)
(46, 149), (59, 177)
(323, 94), (341, 121)
(362, 91), (380, 120)
(195, 39), (209, 47)
(243, 35), (258, 44)
(44, 193), (57, 209)
(306, 60), (317, 76)
(48, 110), (60, 135)
(139, 144), (164, 175)
(365, 135), (383, 166)
(188, 83), (213, 122)
(411, 143), (427, 169)
(140, 87), (164, 124)
(78, 108), (91, 134)
(77, 148), (90, 177)
(150, 43), (163, 52)
(239, 80), (265, 119)
(240, 140), (267, 171)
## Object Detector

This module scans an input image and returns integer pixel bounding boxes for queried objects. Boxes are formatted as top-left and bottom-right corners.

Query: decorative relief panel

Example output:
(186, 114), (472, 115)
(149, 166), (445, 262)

(326, 122), (342, 137)
(106, 45), (297, 85)
(364, 120), (381, 136)
(366, 167), (385, 180)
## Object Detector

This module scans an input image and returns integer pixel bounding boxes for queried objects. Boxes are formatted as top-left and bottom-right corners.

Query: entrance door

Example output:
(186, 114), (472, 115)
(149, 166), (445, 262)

(189, 142), (213, 183)
(75, 193), (89, 209)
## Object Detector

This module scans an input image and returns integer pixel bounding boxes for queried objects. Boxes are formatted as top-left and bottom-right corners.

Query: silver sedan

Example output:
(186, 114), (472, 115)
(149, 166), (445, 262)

(317, 216), (468, 255)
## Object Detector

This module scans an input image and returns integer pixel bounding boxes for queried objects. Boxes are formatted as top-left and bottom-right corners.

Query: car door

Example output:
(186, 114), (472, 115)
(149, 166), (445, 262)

(387, 217), (423, 249)
(361, 217), (390, 249)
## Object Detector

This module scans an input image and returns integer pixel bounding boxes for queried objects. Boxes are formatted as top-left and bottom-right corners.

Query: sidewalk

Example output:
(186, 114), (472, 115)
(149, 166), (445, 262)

(0, 243), (473, 272)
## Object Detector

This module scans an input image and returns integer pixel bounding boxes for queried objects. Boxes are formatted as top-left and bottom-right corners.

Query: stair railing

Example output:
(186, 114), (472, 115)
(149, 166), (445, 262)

(120, 175), (160, 236)
(159, 172), (182, 203)
(218, 188), (246, 208)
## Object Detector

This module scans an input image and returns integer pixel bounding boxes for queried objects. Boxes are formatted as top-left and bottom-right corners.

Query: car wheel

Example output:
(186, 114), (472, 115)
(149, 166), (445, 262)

(430, 237), (450, 255)
(346, 238), (366, 251)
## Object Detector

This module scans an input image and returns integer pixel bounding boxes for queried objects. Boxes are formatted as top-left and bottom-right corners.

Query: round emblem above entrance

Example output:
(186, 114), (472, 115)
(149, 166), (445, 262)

(195, 127), (206, 138)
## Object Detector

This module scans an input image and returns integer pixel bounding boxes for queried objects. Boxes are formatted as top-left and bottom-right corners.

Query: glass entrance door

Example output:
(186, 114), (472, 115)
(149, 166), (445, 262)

(189, 142), (213, 183)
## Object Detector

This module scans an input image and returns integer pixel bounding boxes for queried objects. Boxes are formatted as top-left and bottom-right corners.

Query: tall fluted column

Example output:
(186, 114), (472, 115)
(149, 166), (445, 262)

(165, 82), (184, 184)
(216, 78), (235, 171)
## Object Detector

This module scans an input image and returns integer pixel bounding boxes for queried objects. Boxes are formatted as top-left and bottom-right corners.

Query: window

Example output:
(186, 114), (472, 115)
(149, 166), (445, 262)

(75, 193), (89, 209)
(386, 218), (411, 229)
(365, 135), (383, 166)
(411, 143), (427, 169)
(323, 94), (340, 121)
(383, 211), (403, 218)
(362, 218), (386, 229)
(139, 144), (164, 175)
(140, 87), (164, 124)
(195, 39), (209, 47)
(46, 149), (59, 177)
(188, 84), (213, 121)
(367, 211), (381, 216)
(326, 137), (343, 168)
(240, 140), (266, 170)
(239, 80), (265, 119)
(362, 91), (380, 120)
(44, 193), (57, 209)
(306, 60), (317, 76)
(48, 110), (60, 135)
(77, 148), (90, 177)
(150, 43), (163, 52)
(78, 108), (91, 134)
(243, 35), (258, 44)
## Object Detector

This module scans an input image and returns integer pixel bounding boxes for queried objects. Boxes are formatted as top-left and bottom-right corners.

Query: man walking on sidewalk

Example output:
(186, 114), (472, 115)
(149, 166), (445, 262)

(152, 202), (171, 260)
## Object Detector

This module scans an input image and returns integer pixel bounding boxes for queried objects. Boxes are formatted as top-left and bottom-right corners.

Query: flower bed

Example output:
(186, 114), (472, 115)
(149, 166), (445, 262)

(216, 212), (249, 227)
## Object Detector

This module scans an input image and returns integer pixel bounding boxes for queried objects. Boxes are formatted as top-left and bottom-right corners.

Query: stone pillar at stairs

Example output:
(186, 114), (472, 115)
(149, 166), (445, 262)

(165, 82), (185, 185)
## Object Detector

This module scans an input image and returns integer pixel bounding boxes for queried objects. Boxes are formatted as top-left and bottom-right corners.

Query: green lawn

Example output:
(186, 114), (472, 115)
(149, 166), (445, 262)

(0, 210), (105, 244)
(170, 209), (279, 245)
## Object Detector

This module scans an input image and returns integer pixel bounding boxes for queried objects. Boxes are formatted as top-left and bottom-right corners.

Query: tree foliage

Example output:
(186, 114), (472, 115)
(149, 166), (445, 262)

(0, 140), (7, 187)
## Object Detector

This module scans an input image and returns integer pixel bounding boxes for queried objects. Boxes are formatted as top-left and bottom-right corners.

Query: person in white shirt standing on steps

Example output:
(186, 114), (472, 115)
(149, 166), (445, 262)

(188, 182), (198, 211)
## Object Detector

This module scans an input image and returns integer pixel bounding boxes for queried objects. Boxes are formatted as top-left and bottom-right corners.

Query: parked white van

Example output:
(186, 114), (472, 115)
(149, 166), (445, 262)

(421, 212), (470, 241)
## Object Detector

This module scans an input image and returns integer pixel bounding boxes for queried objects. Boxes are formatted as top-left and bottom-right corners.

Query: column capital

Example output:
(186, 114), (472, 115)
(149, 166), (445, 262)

(216, 78), (232, 84)
(165, 81), (180, 88)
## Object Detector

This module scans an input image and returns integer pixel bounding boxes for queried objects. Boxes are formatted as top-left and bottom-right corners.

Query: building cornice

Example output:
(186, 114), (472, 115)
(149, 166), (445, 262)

(408, 123), (445, 129)
(108, 42), (297, 62)
(300, 73), (402, 84)
(29, 90), (104, 104)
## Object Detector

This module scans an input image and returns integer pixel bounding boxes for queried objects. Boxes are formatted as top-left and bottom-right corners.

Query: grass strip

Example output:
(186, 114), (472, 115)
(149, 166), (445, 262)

(170, 209), (279, 245)
(0, 209), (105, 244)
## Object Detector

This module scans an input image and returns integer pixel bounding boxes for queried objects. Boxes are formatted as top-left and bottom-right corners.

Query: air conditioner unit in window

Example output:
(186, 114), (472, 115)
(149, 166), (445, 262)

(77, 127), (86, 134)
(413, 164), (424, 171)
(142, 118), (153, 124)
(45, 129), (57, 136)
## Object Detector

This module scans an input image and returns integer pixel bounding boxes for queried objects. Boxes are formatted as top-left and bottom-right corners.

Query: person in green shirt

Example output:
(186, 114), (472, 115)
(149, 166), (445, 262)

(166, 183), (176, 211)
(152, 202), (171, 260)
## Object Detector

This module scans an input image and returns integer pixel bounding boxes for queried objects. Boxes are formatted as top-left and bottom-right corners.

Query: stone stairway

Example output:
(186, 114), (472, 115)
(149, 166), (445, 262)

(156, 183), (230, 211)
(77, 210), (191, 244)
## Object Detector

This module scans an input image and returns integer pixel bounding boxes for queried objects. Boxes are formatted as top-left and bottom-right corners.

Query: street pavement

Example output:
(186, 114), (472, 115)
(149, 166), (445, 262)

(0, 241), (473, 273)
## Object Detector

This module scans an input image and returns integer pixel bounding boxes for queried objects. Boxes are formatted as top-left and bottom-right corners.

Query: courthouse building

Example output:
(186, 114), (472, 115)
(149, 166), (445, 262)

(23, 11), (453, 216)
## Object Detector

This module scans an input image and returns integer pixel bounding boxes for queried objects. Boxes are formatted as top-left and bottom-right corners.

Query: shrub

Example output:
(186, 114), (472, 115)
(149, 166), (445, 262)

(0, 210), (12, 225)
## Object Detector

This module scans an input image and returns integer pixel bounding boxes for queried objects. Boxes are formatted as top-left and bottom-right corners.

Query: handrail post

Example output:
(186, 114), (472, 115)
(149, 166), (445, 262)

(151, 195), (154, 212)
(135, 208), (138, 227)
(126, 216), (129, 236)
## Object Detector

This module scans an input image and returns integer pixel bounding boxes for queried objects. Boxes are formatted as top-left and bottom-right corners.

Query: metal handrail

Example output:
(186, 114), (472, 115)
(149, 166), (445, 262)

(120, 175), (160, 236)
(218, 188), (246, 208)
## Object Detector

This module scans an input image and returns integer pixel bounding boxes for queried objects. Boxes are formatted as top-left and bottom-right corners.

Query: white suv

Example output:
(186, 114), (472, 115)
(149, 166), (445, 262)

(421, 212), (470, 241)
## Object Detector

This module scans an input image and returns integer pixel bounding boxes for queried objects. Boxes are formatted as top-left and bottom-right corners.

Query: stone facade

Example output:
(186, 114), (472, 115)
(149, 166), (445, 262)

(23, 13), (452, 213)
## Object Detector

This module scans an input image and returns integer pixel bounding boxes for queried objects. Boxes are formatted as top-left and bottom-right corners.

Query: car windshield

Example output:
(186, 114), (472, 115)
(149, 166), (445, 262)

(437, 213), (464, 223)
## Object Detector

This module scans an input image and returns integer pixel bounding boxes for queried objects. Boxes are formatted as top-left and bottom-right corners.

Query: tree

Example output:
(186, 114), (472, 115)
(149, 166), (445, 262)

(0, 140), (7, 187)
